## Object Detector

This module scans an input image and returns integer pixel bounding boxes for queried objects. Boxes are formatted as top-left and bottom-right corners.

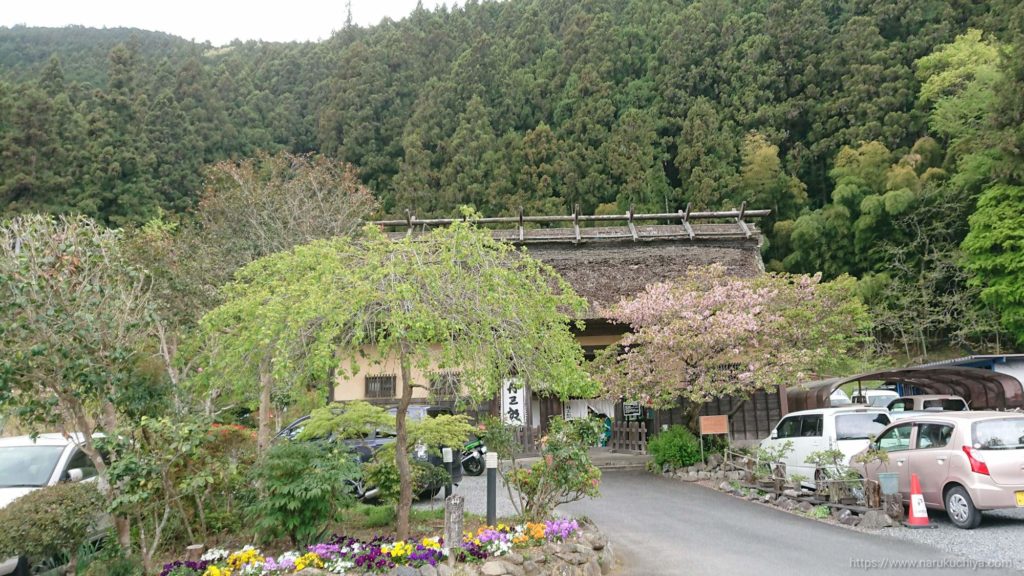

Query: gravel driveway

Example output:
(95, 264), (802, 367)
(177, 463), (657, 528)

(882, 506), (1024, 569)
(413, 471), (522, 520)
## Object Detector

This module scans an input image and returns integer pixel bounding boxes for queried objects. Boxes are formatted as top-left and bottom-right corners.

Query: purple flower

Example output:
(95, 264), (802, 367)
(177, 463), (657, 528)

(159, 560), (208, 576)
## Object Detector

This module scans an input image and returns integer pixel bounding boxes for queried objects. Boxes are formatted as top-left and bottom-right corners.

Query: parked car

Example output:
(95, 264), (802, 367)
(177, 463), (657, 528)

(830, 389), (852, 406)
(886, 394), (969, 413)
(850, 389), (899, 407)
(760, 407), (891, 487)
(0, 433), (105, 576)
(850, 411), (1024, 529)
(277, 404), (463, 500)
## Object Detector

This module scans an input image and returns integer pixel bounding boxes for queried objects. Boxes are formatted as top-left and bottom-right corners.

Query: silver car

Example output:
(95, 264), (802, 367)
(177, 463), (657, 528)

(851, 412), (1024, 529)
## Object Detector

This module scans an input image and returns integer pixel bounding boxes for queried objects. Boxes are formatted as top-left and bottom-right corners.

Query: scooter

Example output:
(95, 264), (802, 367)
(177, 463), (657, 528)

(461, 437), (487, 476)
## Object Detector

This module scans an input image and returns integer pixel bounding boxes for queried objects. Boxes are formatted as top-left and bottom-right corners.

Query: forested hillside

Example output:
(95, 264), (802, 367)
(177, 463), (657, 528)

(1, 0), (1023, 356)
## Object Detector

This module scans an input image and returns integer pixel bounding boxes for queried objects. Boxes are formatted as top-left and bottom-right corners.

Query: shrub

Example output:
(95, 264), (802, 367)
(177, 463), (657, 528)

(0, 482), (105, 569)
(362, 443), (450, 503)
(506, 417), (602, 520)
(246, 441), (360, 546)
(648, 426), (702, 468)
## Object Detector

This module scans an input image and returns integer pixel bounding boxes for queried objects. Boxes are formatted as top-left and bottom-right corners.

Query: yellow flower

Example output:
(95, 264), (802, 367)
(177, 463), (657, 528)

(294, 553), (323, 572)
(421, 537), (441, 549)
(226, 548), (263, 571)
(203, 566), (231, 576)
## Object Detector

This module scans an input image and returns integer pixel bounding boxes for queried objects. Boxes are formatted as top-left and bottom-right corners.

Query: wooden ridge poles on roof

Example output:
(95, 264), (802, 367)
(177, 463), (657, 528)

(376, 204), (771, 243)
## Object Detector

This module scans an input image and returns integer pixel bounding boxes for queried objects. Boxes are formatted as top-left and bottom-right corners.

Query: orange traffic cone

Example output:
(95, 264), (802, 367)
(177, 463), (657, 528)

(904, 473), (934, 528)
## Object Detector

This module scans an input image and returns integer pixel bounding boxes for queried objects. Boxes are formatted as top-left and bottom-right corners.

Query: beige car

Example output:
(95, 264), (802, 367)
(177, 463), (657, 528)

(851, 411), (1024, 529)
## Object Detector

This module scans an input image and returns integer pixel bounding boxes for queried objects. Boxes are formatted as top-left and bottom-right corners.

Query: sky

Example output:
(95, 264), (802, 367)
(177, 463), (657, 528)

(0, 0), (451, 46)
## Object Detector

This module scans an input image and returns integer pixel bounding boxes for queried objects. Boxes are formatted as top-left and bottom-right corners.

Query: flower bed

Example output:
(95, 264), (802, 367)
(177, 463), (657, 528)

(160, 519), (611, 576)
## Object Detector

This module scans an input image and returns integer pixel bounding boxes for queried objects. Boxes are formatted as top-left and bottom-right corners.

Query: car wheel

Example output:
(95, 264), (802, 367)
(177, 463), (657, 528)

(944, 486), (981, 529)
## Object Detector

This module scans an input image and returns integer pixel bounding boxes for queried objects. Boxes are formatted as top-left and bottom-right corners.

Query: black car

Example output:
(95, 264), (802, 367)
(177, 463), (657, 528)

(276, 404), (463, 500)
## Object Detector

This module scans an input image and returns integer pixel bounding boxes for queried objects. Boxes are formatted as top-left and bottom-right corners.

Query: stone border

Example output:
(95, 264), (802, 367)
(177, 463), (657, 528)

(293, 525), (616, 576)
(659, 454), (896, 531)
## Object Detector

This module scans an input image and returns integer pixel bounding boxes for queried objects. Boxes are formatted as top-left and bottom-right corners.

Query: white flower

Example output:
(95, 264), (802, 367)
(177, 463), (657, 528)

(323, 558), (354, 575)
(201, 548), (229, 562)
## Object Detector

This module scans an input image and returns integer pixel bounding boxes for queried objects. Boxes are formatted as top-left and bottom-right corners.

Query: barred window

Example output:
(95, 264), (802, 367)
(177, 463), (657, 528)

(365, 374), (396, 399)
(429, 371), (461, 401)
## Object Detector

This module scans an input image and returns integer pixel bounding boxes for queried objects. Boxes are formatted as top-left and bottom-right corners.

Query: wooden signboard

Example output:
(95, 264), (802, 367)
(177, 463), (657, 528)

(698, 415), (729, 462)
(699, 415), (729, 436)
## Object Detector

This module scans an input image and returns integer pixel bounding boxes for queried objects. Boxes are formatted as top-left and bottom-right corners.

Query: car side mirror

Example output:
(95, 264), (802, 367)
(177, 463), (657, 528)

(770, 429), (778, 440)
(64, 468), (85, 483)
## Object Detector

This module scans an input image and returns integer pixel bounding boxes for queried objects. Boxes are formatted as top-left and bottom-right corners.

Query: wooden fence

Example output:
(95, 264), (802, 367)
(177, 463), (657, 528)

(609, 421), (647, 454)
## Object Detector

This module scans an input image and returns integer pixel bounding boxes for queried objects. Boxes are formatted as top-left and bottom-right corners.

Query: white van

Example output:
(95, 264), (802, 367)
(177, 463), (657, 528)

(760, 407), (891, 486)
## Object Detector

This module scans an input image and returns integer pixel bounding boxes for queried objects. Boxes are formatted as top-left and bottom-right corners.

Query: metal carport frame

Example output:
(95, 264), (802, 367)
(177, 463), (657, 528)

(786, 366), (1024, 413)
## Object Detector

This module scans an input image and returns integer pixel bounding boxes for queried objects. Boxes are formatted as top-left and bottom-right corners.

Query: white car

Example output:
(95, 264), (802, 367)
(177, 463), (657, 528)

(760, 407), (891, 487)
(0, 434), (102, 576)
(850, 389), (899, 407)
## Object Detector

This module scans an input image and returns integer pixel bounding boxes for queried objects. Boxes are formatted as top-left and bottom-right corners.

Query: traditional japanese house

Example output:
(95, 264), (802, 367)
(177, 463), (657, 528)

(330, 207), (781, 447)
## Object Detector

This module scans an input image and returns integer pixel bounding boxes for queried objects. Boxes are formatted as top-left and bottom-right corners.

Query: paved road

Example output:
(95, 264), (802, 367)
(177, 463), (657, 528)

(562, 471), (1020, 576)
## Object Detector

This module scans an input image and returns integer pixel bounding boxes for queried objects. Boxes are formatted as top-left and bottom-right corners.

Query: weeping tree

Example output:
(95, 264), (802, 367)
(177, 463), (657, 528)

(197, 217), (596, 539)
(593, 264), (873, 431)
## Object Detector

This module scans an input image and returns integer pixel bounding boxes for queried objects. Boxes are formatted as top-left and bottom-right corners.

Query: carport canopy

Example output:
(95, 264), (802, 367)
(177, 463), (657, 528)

(787, 366), (1024, 412)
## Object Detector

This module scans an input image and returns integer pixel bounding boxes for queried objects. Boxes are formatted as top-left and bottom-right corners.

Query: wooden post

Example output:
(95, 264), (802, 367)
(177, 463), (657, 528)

(865, 479), (881, 509)
(444, 495), (464, 567)
(185, 544), (205, 563)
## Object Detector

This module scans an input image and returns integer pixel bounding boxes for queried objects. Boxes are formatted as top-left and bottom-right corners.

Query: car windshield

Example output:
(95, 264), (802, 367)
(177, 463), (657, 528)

(922, 399), (967, 411)
(835, 413), (890, 440)
(0, 445), (65, 487)
(973, 418), (1024, 450)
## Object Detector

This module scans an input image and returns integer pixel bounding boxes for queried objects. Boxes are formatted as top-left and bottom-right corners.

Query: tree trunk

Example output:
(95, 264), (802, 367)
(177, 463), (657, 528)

(258, 353), (274, 454)
(395, 346), (415, 541)
(684, 401), (703, 435)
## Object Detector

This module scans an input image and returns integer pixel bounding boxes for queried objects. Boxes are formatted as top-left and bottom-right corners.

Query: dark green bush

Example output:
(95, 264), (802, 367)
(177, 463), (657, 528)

(0, 481), (105, 567)
(648, 426), (702, 468)
(362, 443), (450, 503)
(246, 441), (359, 547)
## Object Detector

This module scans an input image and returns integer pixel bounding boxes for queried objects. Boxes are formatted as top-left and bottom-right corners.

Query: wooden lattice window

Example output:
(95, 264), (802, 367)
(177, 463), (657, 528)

(365, 374), (396, 399)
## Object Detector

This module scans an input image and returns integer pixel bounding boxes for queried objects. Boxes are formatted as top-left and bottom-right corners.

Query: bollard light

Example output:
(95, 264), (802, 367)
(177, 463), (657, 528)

(486, 451), (498, 525)
(442, 447), (454, 498)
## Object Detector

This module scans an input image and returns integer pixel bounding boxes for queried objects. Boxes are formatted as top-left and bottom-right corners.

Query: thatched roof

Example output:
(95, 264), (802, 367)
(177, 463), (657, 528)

(374, 208), (767, 319)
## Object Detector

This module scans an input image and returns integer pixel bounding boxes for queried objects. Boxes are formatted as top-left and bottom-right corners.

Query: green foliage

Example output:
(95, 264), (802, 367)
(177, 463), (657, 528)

(362, 443), (450, 504)
(805, 449), (859, 481)
(810, 505), (831, 519)
(0, 482), (105, 564)
(962, 184), (1024, 345)
(755, 441), (792, 482)
(246, 441), (360, 547)
(506, 417), (601, 520)
(357, 504), (397, 528)
(298, 401), (394, 441)
(80, 553), (145, 576)
(647, 426), (702, 469)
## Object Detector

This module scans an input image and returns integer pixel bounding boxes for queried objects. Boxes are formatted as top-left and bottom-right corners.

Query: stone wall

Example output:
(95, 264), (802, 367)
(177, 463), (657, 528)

(295, 525), (616, 576)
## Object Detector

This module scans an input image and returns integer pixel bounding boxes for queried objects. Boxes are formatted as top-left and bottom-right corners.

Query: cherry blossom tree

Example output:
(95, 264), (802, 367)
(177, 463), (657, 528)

(593, 264), (872, 430)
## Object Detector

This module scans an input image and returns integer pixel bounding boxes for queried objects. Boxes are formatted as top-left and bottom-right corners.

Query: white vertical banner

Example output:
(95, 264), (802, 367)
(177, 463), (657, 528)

(501, 378), (526, 426)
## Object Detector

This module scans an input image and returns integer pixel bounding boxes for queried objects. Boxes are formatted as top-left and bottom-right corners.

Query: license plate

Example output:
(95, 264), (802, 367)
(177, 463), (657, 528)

(1017, 491), (1024, 508)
